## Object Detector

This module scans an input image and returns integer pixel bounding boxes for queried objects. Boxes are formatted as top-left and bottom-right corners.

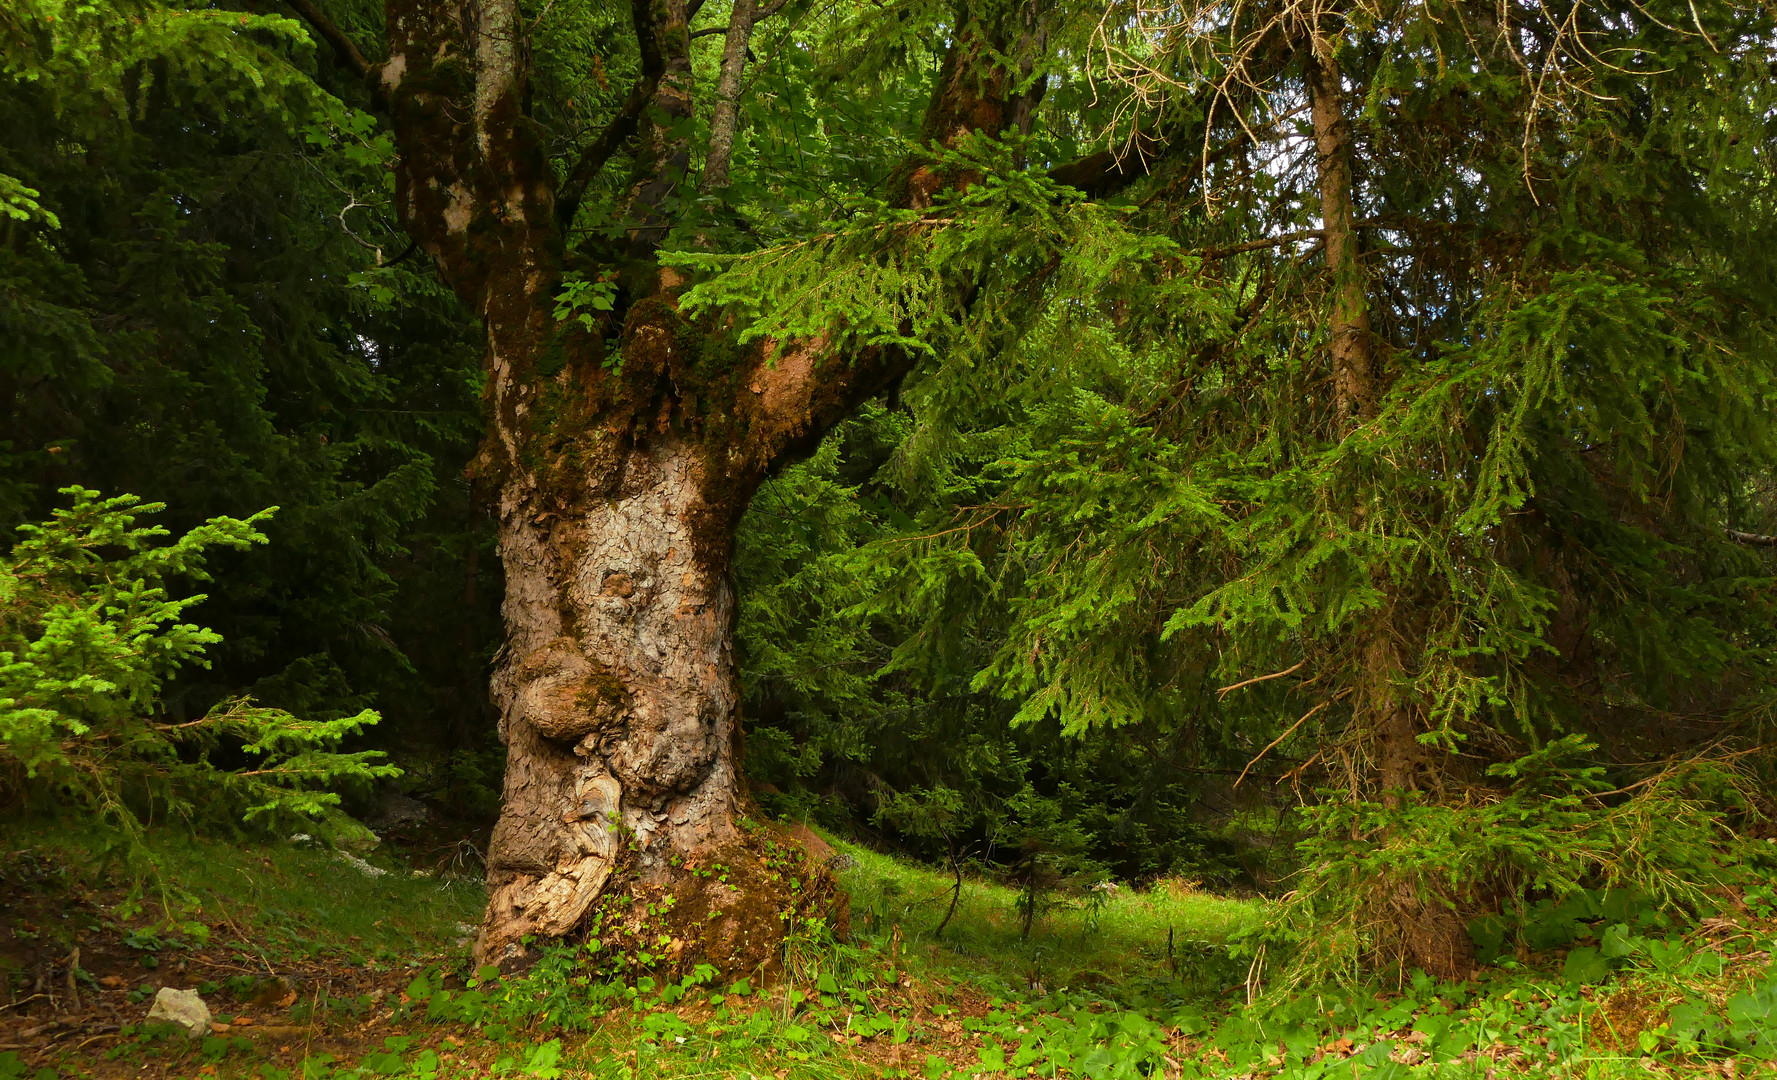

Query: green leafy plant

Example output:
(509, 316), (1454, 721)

(0, 488), (397, 851)
(552, 273), (616, 327)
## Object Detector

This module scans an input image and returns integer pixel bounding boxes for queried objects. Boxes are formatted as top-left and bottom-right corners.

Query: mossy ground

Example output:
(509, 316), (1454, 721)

(2, 823), (1773, 1080)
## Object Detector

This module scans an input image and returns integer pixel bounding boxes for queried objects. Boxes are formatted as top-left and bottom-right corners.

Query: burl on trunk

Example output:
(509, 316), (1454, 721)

(377, 0), (1045, 969)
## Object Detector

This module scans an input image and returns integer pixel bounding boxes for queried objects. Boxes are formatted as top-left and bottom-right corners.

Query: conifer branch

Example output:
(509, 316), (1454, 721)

(1200, 230), (1326, 259)
(1234, 701), (1329, 788)
(1217, 660), (1305, 698)
(1727, 529), (1777, 547)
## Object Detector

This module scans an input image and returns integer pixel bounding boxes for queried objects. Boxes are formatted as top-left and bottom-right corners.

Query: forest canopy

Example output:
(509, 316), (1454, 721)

(2, 0), (1775, 992)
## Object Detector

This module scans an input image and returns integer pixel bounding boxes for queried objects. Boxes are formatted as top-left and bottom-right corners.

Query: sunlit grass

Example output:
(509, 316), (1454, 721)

(830, 833), (1268, 999)
(13, 821), (1770, 1079)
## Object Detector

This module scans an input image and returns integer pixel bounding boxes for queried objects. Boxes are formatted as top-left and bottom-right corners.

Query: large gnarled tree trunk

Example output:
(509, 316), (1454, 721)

(378, 0), (1045, 969)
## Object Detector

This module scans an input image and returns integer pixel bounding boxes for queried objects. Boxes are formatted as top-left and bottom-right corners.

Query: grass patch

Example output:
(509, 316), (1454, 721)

(8, 821), (1776, 1080)
(0, 820), (484, 968)
(832, 835), (1265, 999)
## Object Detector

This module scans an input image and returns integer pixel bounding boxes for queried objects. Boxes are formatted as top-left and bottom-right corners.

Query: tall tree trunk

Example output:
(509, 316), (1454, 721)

(1305, 44), (1377, 427)
(1305, 31), (1473, 982)
(1306, 32), (1426, 804)
(482, 435), (750, 962)
(382, 0), (1046, 970)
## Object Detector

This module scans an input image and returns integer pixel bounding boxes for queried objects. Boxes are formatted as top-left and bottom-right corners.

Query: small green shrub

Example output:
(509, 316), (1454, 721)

(0, 488), (397, 850)
(1272, 735), (1759, 987)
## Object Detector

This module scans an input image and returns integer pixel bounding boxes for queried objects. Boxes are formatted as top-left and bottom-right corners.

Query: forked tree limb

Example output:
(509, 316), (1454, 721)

(557, 0), (671, 229)
(690, 0), (787, 37)
(1233, 701), (1329, 788)
(556, 78), (661, 229)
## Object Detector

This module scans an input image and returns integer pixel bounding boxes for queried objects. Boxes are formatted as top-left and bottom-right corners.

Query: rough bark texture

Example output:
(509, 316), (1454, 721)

(1306, 45), (1378, 426)
(382, 0), (1045, 971)
(470, 322), (911, 966)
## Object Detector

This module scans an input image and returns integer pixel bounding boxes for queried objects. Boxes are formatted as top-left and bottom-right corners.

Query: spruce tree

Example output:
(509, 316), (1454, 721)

(787, 0), (1777, 978)
(0, 0), (496, 776)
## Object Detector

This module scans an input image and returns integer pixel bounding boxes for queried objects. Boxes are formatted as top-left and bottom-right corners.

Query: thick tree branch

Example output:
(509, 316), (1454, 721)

(1044, 125), (1238, 201)
(1046, 135), (1160, 197)
(676, 9), (1052, 498)
(1728, 529), (1777, 546)
(284, 0), (372, 80)
(558, 79), (660, 229)
(557, 0), (671, 229)
(384, 0), (556, 321)
(699, 0), (759, 192)
(617, 0), (696, 265)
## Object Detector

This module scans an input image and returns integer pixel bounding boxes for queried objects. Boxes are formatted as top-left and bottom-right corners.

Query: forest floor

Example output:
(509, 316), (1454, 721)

(1, 821), (1773, 1080)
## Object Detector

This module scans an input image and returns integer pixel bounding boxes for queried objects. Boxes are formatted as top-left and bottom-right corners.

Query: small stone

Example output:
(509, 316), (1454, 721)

(145, 987), (210, 1038)
(248, 976), (295, 1006)
(826, 853), (859, 873)
(336, 851), (388, 878)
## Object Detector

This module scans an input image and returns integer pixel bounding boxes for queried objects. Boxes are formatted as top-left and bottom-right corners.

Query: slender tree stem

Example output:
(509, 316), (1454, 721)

(699, 0), (759, 193)
(1306, 44), (1377, 428)
(285, 0), (372, 80)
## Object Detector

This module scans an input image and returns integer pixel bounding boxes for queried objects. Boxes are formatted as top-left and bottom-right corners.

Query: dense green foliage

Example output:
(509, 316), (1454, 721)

(0, 0), (500, 815)
(0, 490), (397, 860)
(706, 0), (1777, 973)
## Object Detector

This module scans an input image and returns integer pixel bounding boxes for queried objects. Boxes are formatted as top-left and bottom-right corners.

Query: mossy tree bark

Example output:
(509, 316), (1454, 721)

(378, 0), (1047, 969)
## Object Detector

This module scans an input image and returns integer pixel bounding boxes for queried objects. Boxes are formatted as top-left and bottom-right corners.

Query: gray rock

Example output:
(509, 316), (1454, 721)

(146, 987), (210, 1038)
(367, 791), (432, 832)
(826, 853), (859, 873)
